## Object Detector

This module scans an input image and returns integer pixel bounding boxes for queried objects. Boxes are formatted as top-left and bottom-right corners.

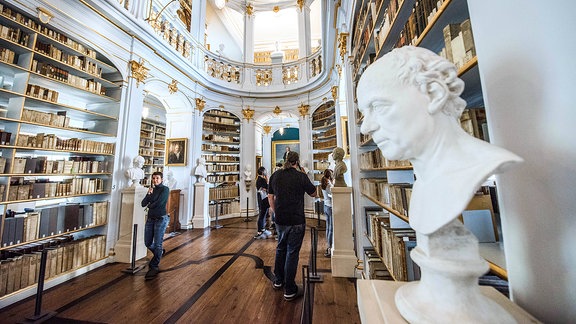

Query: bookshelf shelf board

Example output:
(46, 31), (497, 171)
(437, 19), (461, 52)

(23, 96), (118, 120)
(32, 51), (118, 88)
(28, 72), (119, 103)
(0, 223), (107, 251)
(34, 33), (117, 74)
(0, 191), (110, 205)
(0, 60), (30, 75)
(313, 133), (337, 141)
(8, 118), (116, 137)
(2, 172), (111, 177)
(362, 191), (410, 223)
(416, 0), (470, 53)
(8, 146), (114, 156)
(203, 140), (240, 145)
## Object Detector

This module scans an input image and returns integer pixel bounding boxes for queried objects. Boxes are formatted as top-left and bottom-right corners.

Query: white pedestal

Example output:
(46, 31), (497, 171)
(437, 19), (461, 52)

(331, 187), (357, 277)
(114, 186), (147, 263)
(357, 280), (541, 323)
(270, 51), (284, 64)
(192, 182), (210, 229)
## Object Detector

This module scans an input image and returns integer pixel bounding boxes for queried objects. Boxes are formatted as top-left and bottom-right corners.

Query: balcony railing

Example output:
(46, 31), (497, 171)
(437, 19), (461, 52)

(114, 0), (325, 92)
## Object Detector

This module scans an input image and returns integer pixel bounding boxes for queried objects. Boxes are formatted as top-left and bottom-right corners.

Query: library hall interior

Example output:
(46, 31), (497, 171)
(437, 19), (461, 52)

(0, 0), (574, 323)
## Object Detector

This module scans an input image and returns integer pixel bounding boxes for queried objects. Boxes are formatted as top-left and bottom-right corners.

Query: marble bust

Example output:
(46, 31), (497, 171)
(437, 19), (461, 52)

(194, 157), (207, 183)
(357, 46), (522, 322)
(244, 163), (252, 180)
(125, 155), (145, 187)
(163, 169), (177, 189)
(332, 147), (347, 187)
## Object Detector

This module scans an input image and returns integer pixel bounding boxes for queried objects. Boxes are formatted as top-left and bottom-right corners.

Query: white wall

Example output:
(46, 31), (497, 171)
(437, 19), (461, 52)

(468, 1), (576, 322)
(206, 4), (243, 61)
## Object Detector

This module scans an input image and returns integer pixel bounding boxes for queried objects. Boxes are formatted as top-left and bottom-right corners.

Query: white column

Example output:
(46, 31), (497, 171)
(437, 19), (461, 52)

(298, 6), (311, 58)
(191, 0), (207, 68)
(108, 68), (145, 256)
(114, 186), (148, 263)
(331, 186), (357, 277)
(241, 119), (256, 214)
(263, 132), (273, 173)
(244, 11), (255, 63)
(466, 2), (576, 321)
(298, 115), (314, 214)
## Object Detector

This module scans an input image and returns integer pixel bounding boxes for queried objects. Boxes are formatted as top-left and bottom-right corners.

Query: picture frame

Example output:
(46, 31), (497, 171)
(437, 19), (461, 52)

(165, 138), (188, 166)
(272, 140), (300, 166)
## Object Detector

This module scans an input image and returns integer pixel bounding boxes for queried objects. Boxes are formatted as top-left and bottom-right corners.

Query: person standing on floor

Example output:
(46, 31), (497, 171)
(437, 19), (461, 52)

(141, 171), (170, 280)
(268, 151), (317, 300)
(321, 169), (334, 257)
(254, 166), (271, 239)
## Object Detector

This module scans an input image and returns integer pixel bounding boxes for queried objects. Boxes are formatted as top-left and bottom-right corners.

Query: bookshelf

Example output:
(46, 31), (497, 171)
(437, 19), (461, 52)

(0, 2), (120, 300)
(201, 110), (241, 219)
(311, 101), (336, 183)
(139, 119), (166, 187)
(350, 0), (503, 281)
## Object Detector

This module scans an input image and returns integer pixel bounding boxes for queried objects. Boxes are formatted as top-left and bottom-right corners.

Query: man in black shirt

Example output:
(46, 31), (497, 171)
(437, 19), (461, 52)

(141, 171), (170, 279)
(268, 151), (316, 300)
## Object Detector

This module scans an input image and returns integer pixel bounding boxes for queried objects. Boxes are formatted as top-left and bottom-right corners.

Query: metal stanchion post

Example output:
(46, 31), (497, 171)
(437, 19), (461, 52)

(123, 224), (146, 274)
(244, 196), (251, 222)
(309, 227), (323, 282)
(25, 249), (56, 322)
(213, 200), (223, 229)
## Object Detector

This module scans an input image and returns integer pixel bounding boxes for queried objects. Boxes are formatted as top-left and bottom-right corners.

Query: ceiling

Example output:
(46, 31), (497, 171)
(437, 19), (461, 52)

(209, 0), (322, 52)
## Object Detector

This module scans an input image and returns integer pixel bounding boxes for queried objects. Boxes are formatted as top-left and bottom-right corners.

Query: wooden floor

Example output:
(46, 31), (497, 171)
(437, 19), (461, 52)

(1, 218), (361, 324)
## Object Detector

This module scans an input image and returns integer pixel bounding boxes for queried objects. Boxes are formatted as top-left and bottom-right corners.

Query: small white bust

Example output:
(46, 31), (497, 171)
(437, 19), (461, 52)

(163, 169), (177, 189)
(125, 155), (145, 187)
(194, 157), (207, 183)
(244, 163), (252, 180)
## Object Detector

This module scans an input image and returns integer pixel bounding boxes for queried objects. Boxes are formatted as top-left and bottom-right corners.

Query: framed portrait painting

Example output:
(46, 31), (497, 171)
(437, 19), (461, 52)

(272, 140), (300, 166)
(166, 138), (188, 166)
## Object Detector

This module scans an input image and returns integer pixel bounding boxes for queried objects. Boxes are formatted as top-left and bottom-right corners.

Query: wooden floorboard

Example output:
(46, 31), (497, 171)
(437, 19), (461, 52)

(0, 218), (360, 324)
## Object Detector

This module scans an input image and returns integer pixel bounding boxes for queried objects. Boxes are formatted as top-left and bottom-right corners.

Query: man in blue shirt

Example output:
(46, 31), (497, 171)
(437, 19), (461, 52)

(268, 151), (317, 300)
(141, 171), (170, 279)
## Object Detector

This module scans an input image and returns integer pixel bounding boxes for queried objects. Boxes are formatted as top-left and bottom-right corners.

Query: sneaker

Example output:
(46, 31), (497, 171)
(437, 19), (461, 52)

(284, 285), (303, 301)
(272, 281), (284, 290)
(324, 248), (331, 258)
(253, 231), (263, 239)
(145, 268), (159, 280)
(162, 249), (166, 256)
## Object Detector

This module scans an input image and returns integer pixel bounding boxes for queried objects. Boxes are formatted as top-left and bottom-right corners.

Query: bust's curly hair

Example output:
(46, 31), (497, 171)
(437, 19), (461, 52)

(388, 46), (466, 120)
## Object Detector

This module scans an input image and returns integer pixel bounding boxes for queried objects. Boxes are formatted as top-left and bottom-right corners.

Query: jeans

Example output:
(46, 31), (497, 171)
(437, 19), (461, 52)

(324, 205), (333, 249)
(257, 206), (268, 232)
(144, 215), (169, 269)
(274, 223), (306, 294)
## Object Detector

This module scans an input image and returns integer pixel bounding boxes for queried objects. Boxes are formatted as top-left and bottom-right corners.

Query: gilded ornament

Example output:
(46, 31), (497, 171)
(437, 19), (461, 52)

(168, 80), (178, 94)
(242, 106), (255, 121)
(195, 98), (206, 111)
(129, 59), (149, 87)
(262, 125), (272, 134)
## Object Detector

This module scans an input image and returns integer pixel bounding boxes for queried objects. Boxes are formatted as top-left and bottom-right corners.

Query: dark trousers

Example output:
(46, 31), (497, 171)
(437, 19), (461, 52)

(274, 223), (306, 294)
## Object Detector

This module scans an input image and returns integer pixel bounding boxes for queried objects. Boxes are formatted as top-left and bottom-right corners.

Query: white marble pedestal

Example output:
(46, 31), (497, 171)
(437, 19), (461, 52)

(192, 182), (210, 229)
(357, 280), (540, 323)
(331, 187), (357, 277)
(114, 186), (147, 263)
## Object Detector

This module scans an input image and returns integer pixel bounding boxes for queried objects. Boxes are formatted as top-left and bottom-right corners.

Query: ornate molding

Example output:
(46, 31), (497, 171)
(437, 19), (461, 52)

(195, 97), (206, 111)
(262, 125), (272, 134)
(273, 106), (282, 115)
(331, 85), (339, 100)
(242, 106), (255, 121)
(246, 3), (254, 16)
(298, 103), (310, 118)
(338, 32), (349, 62)
(168, 79), (178, 94)
(128, 59), (149, 87)
(297, 0), (304, 11)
